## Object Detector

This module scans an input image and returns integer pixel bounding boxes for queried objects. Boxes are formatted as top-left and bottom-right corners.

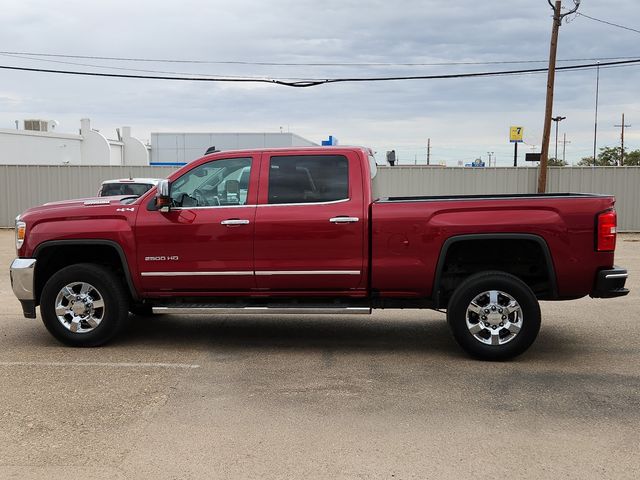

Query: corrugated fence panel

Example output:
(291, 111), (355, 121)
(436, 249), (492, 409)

(374, 166), (538, 196)
(1, 165), (639, 230)
(0, 165), (176, 227)
(546, 167), (640, 231)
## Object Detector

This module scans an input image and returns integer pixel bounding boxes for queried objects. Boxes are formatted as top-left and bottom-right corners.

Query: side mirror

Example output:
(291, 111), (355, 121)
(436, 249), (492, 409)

(155, 180), (171, 212)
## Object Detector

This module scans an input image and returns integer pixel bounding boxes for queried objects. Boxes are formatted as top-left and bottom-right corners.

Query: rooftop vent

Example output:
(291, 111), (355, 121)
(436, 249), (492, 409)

(24, 119), (49, 132)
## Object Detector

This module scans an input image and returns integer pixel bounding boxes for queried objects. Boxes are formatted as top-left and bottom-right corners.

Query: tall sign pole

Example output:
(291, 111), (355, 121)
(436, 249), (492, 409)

(538, 0), (581, 193)
(510, 126), (524, 166)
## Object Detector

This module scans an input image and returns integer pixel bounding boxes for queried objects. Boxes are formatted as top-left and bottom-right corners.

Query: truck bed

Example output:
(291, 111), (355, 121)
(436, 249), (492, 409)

(370, 192), (616, 301)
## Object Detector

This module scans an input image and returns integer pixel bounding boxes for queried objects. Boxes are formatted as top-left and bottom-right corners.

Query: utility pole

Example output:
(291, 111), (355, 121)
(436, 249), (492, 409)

(614, 113), (631, 166)
(538, 0), (581, 193)
(487, 152), (494, 167)
(427, 138), (431, 165)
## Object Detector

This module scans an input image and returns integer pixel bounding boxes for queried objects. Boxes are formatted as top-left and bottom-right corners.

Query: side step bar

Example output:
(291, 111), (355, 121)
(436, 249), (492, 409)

(152, 306), (372, 315)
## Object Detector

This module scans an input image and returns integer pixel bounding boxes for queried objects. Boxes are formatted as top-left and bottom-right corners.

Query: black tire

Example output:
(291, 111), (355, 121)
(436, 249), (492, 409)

(40, 263), (129, 347)
(447, 271), (541, 360)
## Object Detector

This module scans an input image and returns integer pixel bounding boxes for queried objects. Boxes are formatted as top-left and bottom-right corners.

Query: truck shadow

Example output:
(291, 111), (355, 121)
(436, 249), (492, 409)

(120, 313), (582, 360)
(122, 314), (460, 355)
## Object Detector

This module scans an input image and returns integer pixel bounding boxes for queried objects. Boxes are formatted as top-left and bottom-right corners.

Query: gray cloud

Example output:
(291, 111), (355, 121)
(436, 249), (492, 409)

(0, 0), (638, 165)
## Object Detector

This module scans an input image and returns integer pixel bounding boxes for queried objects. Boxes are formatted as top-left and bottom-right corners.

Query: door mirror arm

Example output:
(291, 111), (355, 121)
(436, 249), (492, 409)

(155, 179), (171, 212)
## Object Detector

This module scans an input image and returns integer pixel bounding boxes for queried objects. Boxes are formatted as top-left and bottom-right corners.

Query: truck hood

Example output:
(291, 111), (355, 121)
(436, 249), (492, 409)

(18, 196), (138, 221)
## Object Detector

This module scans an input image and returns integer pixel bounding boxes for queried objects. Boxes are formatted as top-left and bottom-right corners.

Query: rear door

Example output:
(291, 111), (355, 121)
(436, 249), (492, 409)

(253, 151), (366, 292)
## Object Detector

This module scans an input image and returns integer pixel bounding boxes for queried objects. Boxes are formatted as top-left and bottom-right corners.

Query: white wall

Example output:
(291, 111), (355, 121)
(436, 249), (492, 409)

(0, 128), (83, 165)
(0, 119), (149, 166)
(80, 118), (111, 165)
(109, 141), (124, 166)
(150, 132), (318, 164)
(122, 126), (149, 165)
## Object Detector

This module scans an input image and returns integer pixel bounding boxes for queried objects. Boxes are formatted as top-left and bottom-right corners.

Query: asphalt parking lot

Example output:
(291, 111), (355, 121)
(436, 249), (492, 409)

(1, 230), (639, 479)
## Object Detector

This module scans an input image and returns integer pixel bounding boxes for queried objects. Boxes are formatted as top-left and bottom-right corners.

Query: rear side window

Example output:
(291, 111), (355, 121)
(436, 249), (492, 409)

(268, 155), (348, 204)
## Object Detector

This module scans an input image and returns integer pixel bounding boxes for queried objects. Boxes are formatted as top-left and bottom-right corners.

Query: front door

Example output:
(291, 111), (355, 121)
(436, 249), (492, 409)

(135, 154), (258, 293)
(253, 152), (365, 292)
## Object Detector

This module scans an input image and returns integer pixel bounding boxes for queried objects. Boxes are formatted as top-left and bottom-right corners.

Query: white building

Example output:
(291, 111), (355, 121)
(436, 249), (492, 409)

(150, 132), (317, 165)
(0, 118), (149, 166)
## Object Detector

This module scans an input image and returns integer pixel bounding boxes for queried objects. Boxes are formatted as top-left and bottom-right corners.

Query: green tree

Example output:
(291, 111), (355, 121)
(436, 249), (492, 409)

(578, 146), (621, 166)
(624, 149), (640, 166)
(548, 157), (568, 166)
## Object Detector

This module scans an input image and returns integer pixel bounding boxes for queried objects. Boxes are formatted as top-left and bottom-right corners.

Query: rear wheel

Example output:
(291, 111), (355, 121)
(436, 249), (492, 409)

(40, 263), (129, 347)
(447, 271), (541, 360)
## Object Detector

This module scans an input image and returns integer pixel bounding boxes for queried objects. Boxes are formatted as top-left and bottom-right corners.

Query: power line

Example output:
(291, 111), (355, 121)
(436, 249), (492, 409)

(1, 58), (639, 87)
(0, 53), (316, 81)
(576, 12), (640, 35)
(0, 49), (639, 67)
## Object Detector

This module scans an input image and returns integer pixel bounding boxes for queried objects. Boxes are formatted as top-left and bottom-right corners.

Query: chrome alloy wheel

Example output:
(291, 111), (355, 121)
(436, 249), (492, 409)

(54, 282), (105, 333)
(465, 290), (523, 346)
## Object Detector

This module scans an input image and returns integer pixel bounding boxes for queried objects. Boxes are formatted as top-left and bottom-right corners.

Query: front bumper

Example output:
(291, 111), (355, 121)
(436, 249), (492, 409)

(591, 266), (630, 298)
(9, 258), (37, 318)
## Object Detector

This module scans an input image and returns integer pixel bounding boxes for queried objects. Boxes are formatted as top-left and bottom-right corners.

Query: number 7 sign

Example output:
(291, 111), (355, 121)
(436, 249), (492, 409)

(510, 126), (524, 143)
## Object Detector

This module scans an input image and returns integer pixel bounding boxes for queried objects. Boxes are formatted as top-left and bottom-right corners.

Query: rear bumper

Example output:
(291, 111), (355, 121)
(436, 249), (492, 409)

(591, 266), (630, 298)
(9, 258), (37, 318)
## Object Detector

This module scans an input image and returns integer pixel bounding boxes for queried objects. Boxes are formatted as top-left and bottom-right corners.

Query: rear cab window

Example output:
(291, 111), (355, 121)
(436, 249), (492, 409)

(267, 155), (349, 205)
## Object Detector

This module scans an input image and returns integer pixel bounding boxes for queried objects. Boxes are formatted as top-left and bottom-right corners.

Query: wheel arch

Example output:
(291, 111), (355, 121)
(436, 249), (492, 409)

(33, 240), (139, 304)
(432, 233), (558, 308)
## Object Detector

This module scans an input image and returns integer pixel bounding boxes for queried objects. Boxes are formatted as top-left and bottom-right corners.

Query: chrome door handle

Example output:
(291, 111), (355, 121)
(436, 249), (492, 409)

(329, 216), (359, 224)
(221, 219), (250, 225)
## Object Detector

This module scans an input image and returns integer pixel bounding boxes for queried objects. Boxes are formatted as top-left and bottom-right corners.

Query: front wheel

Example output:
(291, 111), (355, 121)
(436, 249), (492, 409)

(40, 263), (129, 347)
(447, 271), (541, 360)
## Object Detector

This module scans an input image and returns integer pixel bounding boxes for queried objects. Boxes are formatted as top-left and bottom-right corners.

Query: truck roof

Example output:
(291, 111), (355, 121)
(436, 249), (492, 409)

(200, 146), (372, 157)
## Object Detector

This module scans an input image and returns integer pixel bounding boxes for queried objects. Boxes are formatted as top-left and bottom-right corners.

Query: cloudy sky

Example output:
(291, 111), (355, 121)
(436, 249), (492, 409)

(1, 0), (639, 165)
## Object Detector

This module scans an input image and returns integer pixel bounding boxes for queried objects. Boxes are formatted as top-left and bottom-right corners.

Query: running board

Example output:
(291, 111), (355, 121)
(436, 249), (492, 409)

(152, 306), (371, 315)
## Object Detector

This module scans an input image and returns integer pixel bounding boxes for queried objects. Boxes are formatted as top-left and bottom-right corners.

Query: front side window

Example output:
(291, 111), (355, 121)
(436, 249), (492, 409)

(170, 157), (252, 207)
(268, 155), (349, 204)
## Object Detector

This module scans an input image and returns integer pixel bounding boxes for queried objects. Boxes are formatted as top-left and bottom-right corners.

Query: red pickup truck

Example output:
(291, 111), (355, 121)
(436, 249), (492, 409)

(10, 147), (629, 359)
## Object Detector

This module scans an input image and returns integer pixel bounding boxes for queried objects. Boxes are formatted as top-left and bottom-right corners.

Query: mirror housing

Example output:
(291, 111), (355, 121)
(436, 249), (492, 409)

(155, 179), (171, 212)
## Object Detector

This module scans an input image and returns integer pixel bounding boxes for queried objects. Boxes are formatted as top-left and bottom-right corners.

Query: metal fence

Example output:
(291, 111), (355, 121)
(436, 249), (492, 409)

(2, 164), (639, 230)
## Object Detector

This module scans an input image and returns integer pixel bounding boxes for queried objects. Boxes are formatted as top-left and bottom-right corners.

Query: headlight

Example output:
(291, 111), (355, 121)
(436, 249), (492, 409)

(15, 217), (26, 250)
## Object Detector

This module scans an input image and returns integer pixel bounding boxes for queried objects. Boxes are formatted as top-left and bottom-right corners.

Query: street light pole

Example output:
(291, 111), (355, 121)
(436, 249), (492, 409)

(552, 115), (566, 161)
(593, 61), (600, 162)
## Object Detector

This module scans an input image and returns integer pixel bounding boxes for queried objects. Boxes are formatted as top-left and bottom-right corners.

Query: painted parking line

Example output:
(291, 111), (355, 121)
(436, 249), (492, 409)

(0, 361), (200, 369)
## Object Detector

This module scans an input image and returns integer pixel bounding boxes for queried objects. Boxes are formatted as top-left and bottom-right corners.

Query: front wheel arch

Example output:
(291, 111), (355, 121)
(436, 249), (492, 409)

(33, 240), (139, 305)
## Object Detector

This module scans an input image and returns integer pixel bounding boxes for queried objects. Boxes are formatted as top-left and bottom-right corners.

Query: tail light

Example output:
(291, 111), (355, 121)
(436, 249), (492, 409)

(596, 210), (617, 252)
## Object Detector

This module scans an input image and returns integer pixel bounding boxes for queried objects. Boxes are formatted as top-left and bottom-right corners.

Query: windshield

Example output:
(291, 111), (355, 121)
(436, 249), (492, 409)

(99, 183), (153, 197)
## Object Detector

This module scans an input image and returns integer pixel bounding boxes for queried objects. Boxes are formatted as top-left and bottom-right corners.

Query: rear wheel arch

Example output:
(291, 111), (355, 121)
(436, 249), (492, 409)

(33, 240), (139, 304)
(432, 233), (557, 308)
